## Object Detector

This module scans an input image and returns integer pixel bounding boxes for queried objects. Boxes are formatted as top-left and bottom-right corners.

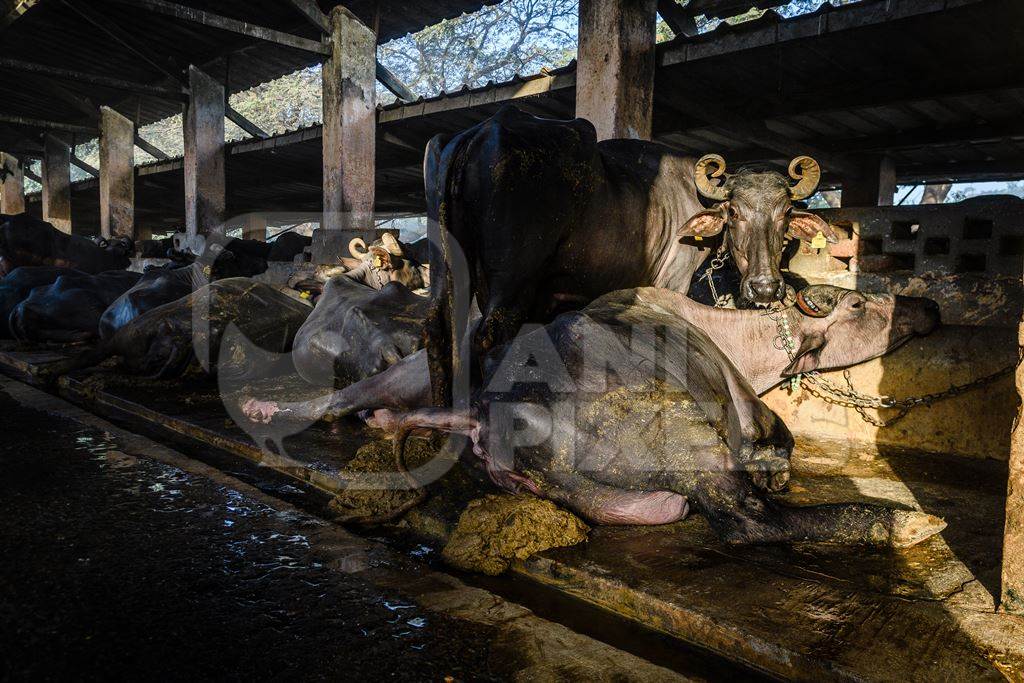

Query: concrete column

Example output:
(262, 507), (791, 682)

(183, 65), (225, 238)
(41, 134), (72, 233)
(842, 155), (896, 207)
(243, 213), (266, 241)
(312, 5), (376, 264)
(1003, 320), (1024, 613)
(99, 106), (135, 239)
(576, 0), (657, 141)
(0, 152), (25, 214)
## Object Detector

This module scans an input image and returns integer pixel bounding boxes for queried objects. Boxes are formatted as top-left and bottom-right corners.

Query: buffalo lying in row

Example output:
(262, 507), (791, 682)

(424, 106), (838, 407)
(0, 214), (133, 276)
(53, 278), (311, 380)
(9, 270), (141, 343)
(0, 266), (76, 337)
(0, 236), (270, 343)
(292, 277), (430, 388)
(343, 233), (429, 291)
(100, 241), (270, 341)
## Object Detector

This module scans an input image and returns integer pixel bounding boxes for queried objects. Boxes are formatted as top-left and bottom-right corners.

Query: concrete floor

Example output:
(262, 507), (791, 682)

(0, 379), (713, 682)
(3, 345), (1024, 681)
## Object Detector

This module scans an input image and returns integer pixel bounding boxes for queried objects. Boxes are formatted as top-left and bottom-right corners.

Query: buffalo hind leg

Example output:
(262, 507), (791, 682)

(542, 471), (689, 526)
(687, 471), (945, 547)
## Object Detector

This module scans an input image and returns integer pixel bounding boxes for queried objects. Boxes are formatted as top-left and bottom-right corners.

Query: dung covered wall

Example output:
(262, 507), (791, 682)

(762, 325), (1017, 460)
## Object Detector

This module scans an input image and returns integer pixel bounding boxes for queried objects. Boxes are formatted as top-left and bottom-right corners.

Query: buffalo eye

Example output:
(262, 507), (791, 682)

(850, 299), (864, 310)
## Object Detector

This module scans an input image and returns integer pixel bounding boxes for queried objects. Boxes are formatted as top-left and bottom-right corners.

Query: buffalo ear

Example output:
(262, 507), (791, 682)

(782, 332), (825, 376)
(677, 203), (728, 240)
(788, 211), (838, 243)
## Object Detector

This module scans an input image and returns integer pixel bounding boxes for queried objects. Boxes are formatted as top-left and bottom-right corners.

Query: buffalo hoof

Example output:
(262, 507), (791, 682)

(745, 454), (791, 493)
(890, 510), (947, 548)
(242, 398), (282, 424)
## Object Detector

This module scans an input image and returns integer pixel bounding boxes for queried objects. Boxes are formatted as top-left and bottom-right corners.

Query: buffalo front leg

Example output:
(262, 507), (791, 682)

(474, 283), (539, 378)
(686, 470), (946, 547)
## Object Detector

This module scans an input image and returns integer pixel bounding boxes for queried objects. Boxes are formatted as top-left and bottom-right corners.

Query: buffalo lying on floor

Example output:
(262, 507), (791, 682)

(343, 234), (428, 291)
(86, 278), (311, 379)
(363, 287), (945, 546)
(424, 105), (838, 407)
(0, 214), (133, 276)
(265, 231), (312, 262)
(99, 240), (271, 341)
(0, 266), (78, 337)
(291, 277), (430, 388)
(242, 285), (940, 503)
(9, 270), (142, 343)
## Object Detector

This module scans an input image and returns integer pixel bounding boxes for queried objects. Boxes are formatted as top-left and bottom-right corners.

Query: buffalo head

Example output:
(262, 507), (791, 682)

(678, 155), (838, 305)
(782, 285), (941, 376)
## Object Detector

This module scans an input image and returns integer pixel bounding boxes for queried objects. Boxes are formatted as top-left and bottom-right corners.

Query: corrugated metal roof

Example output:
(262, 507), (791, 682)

(21, 0), (1024, 232)
(0, 0), (501, 148)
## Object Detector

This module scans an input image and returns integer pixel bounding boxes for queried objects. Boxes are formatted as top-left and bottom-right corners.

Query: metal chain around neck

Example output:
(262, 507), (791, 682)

(697, 241), (731, 308)
(769, 308), (1021, 427)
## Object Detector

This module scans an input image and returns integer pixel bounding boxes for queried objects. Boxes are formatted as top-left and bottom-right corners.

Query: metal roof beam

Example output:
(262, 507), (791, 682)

(284, 0), (329, 33)
(226, 105), (269, 139)
(63, 0), (185, 83)
(105, 0), (330, 56)
(657, 0), (697, 38)
(134, 134), (169, 160)
(0, 115), (97, 135)
(70, 154), (99, 178)
(0, 58), (186, 100)
(376, 62), (417, 102)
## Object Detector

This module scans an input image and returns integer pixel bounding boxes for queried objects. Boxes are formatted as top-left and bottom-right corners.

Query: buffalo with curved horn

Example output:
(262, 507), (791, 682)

(424, 105), (838, 408)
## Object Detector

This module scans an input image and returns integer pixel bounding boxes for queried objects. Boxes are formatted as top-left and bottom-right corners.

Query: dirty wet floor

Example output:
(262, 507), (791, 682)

(0, 390), (498, 681)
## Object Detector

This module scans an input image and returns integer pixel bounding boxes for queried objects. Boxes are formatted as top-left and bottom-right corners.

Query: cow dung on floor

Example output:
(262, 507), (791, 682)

(442, 494), (589, 576)
(328, 438), (441, 522)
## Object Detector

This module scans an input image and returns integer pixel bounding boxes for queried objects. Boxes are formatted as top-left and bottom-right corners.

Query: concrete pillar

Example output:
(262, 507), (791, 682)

(41, 134), (72, 233)
(183, 65), (225, 238)
(312, 5), (376, 264)
(243, 213), (266, 241)
(842, 155), (896, 207)
(0, 152), (25, 214)
(576, 0), (657, 141)
(1003, 319), (1024, 613)
(99, 106), (135, 239)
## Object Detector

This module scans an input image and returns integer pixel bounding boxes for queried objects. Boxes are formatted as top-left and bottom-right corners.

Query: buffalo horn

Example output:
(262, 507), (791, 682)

(693, 154), (729, 201)
(348, 237), (369, 259)
(788, 156), (821, 200)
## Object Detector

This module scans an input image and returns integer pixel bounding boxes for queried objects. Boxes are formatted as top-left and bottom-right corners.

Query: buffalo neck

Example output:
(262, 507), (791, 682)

(636, 288), (798, 394)
(646, 155), (707, 292)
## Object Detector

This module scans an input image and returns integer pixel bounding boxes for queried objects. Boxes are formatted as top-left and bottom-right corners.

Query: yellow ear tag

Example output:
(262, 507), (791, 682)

(299, 290), (311, 299)
(810, 231), (828, 250)
(693, 234), (703, 242)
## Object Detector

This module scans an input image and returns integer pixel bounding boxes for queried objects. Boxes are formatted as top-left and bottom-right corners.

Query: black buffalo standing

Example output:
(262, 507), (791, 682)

(423, 106), (837, 407)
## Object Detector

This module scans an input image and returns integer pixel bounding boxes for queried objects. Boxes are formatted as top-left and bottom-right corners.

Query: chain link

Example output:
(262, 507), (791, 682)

(768, 308), (1021, 427)
(697, 242), (731, 308)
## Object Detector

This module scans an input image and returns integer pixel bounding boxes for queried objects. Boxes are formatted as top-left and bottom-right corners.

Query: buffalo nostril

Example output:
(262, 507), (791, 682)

(748, 279), (781, 302)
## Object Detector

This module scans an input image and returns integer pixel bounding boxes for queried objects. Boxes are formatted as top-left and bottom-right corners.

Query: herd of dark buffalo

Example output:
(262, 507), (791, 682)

(0, 106), (947, 550)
